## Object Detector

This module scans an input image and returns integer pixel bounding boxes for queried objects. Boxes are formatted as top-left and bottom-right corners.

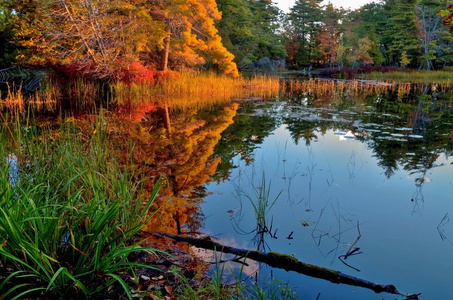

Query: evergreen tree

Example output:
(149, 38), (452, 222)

(0, 0), (17, 67)
(216, 0), (255, 65)
(248, 0), (287, 60)
(381, 0), (420, 66)
(287, 0), (323, 66)
(216, 0), (286, 66)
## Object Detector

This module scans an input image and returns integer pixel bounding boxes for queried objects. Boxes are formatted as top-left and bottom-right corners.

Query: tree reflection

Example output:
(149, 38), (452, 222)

(214, 82), (452, 191)
(109, 102), (238, 235)
(211, 101), (282, 182)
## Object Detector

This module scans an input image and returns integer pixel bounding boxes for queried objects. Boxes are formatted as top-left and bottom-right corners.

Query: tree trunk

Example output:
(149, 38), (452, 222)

(159, 20), (171, 72)
(152, 232), (419, 298)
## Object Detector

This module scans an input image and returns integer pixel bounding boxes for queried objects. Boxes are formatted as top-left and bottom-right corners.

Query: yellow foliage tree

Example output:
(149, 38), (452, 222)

(153, 0), (239, 76)
(10, 0), (238, 78)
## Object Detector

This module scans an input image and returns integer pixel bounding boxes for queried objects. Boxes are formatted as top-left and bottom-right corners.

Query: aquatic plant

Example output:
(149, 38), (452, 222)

(235, 174), (281, 250)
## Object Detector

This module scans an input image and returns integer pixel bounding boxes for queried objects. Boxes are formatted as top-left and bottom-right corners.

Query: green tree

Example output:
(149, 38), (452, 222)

(381, 0), (420, 66)
(248, 0), (287, 60)
(287, 0), (323, 66)
(0, 0), (17, 67)
(216, 0), (255, 65)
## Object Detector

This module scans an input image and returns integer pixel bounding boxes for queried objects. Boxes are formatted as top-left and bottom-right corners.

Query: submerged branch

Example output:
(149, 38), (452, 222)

(153, 232), (419, 298)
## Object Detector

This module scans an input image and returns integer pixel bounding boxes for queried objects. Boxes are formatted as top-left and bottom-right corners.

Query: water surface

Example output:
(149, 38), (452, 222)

(201, 80), (453, 299)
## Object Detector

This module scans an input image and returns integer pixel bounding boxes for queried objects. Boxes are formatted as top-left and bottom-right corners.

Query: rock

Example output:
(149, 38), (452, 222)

(240, 57), (286, 72)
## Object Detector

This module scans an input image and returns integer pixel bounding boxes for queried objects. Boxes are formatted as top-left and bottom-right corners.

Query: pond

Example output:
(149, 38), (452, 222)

(2, 78), (452, 299)
(199, 79), (453, 299)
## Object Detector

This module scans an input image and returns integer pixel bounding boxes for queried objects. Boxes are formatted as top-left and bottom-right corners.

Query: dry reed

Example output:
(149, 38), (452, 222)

(283, 78), (445, 102)
(112, 71), (280, 109)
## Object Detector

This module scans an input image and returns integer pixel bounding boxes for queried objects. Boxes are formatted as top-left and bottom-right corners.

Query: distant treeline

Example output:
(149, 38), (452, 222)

(1, 0), (453, 78)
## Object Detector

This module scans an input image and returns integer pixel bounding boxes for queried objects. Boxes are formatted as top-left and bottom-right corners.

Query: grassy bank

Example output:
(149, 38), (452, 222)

(0, 111), (298, 299)
(362, 70), (453, 84)
(0, 113), (163, 299)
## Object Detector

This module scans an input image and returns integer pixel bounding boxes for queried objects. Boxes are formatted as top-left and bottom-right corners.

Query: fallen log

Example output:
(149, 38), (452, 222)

(153, 232), (419, 299)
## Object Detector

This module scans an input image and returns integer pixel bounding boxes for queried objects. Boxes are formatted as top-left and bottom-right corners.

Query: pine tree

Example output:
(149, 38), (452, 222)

(381, 0), (420, 66)
(287, 0), (323, 66)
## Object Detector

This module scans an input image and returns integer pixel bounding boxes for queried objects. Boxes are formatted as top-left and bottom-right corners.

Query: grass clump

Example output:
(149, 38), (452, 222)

(0, 112), (162, 299)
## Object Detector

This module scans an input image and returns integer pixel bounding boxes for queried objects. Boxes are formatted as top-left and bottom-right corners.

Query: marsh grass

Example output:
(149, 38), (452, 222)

(363, 70), (453, 84)
(2, 71), (280, 112)
(112, 71), (280, 109)
(169, 251), (234, 300)
(0, 82), (59, 113)
(283, 77), (452, 104)
(0, 111), (162, 299)
(235, 174), (281, 249)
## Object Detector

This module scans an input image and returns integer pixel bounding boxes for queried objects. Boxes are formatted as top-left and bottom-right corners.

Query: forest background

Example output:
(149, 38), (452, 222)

(2, 0), (453, 81)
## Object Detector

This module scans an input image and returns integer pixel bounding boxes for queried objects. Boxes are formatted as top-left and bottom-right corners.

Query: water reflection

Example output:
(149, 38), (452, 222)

(111, 103), (239, 235)
(204, 80), (453, 299)
(3, 78), (452, 298)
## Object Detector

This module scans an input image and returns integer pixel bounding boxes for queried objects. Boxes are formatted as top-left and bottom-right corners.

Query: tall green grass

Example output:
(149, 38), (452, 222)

(0, 112), (162, 299)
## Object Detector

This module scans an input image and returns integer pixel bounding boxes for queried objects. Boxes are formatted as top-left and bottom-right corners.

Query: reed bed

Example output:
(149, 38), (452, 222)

(284, 78), (396, 96)
(0, 82), (59, 113)
(2, 71), (280, 112)
(363, 70), (453, 85)
(112, 71), (280, 109)
(0, 112), (162, 299)
(283, 78), (446, 101)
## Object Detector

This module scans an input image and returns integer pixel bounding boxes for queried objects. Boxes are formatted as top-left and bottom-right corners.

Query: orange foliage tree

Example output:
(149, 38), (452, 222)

(151, 0), (238, 76)
(10, 0), (238, 79)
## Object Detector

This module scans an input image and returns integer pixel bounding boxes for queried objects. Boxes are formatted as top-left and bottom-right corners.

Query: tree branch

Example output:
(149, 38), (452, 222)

(152, 232), (419, 299)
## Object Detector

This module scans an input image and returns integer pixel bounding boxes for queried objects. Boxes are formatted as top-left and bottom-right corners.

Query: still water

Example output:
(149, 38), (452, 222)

(200, 80), (453, 299)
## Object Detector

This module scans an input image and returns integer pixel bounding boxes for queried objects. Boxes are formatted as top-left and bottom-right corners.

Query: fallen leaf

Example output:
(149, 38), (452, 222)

(164, 285), (172, 295)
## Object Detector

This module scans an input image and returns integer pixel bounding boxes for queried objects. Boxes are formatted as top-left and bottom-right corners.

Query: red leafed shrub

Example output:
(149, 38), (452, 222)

(56, 60), (99, 79)
(118, 60), (156, 84)
(56, 60), (157, 84)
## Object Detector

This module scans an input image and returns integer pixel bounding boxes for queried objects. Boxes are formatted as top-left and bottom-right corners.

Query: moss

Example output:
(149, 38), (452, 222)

(268, 251), (299, 264)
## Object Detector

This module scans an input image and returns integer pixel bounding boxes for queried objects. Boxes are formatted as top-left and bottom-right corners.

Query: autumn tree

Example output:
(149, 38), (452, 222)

(8, 0), (166, 79)
(317, 4), (342, 66)
(151, 0), (238, 76)
(8, 0), (238, 79)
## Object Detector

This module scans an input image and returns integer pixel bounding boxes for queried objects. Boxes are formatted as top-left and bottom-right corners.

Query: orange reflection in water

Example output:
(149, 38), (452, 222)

(109, 102), (239, 235)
